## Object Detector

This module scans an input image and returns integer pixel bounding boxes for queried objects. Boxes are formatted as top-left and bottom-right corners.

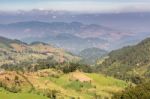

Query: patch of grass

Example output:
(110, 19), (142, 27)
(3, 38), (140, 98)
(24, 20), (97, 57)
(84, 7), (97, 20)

(0, 88), (48, 99)
(41, 74), (70, 87)
(65, 81), (93, 91)
(86, 73), (127, 88)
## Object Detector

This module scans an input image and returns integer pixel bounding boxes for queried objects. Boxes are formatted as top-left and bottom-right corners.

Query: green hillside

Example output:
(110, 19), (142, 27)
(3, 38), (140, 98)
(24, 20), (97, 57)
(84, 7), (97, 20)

(96, 38), (150, 83)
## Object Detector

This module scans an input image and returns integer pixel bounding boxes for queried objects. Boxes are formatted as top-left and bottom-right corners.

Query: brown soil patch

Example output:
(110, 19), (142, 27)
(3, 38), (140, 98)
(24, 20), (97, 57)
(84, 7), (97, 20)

(70, 71), (92, 83)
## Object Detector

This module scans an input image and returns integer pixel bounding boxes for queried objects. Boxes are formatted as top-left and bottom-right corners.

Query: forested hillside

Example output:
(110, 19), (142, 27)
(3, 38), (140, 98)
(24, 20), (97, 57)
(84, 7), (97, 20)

(96, 38), (150, 84)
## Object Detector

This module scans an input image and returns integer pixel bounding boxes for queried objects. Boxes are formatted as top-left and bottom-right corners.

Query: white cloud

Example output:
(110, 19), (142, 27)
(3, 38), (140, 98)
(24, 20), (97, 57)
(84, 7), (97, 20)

(0, 0), (150, 13)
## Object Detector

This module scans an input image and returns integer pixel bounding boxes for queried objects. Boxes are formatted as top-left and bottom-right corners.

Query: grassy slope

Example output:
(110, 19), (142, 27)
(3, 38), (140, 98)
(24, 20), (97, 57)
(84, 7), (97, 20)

(39, 70), (128, 99)
(0, 69), (128, 99)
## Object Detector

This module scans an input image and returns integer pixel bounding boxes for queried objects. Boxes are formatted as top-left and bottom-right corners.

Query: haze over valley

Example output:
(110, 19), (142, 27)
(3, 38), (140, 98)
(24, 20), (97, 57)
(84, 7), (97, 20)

(0, 11), (150, 53)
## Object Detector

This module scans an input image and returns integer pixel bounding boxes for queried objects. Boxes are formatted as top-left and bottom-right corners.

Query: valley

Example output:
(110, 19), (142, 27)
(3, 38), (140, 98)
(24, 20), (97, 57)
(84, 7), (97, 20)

(0, 1), (150, 98)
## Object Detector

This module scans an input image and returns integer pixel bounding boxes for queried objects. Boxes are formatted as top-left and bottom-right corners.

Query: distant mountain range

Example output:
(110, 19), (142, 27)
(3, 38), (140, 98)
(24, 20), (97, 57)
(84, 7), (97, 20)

(0, 10), (150, 53)
(0, 21), (148, 53)
(0, 21), (117, 38)
(0, 10), (150, 32)
(0, 21), (121, 53)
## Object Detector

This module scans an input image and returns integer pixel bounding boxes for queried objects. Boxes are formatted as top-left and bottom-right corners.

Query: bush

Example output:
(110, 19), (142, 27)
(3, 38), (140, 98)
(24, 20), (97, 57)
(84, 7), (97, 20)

(112, 81), (150, 99)
(43, 89), (59, 99)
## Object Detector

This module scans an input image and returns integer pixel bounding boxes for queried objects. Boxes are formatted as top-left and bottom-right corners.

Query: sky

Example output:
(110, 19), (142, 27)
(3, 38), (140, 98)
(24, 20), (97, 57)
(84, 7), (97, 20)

(0, 0), (150, 13)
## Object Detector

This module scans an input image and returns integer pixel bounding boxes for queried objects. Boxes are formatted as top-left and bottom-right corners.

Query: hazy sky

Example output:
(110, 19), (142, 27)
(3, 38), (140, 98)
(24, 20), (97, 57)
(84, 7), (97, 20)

(0, 0), (150, 13)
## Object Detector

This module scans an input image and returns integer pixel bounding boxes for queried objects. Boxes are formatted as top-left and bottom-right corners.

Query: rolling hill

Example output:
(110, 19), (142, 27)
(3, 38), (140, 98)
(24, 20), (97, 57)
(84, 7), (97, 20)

(0, 36), (79, 67)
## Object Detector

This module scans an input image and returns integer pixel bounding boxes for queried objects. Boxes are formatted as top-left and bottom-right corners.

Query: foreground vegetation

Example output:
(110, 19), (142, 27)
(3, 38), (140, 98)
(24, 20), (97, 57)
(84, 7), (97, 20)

(0, 69), (128, 99)
(113, 81), (150, 99)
